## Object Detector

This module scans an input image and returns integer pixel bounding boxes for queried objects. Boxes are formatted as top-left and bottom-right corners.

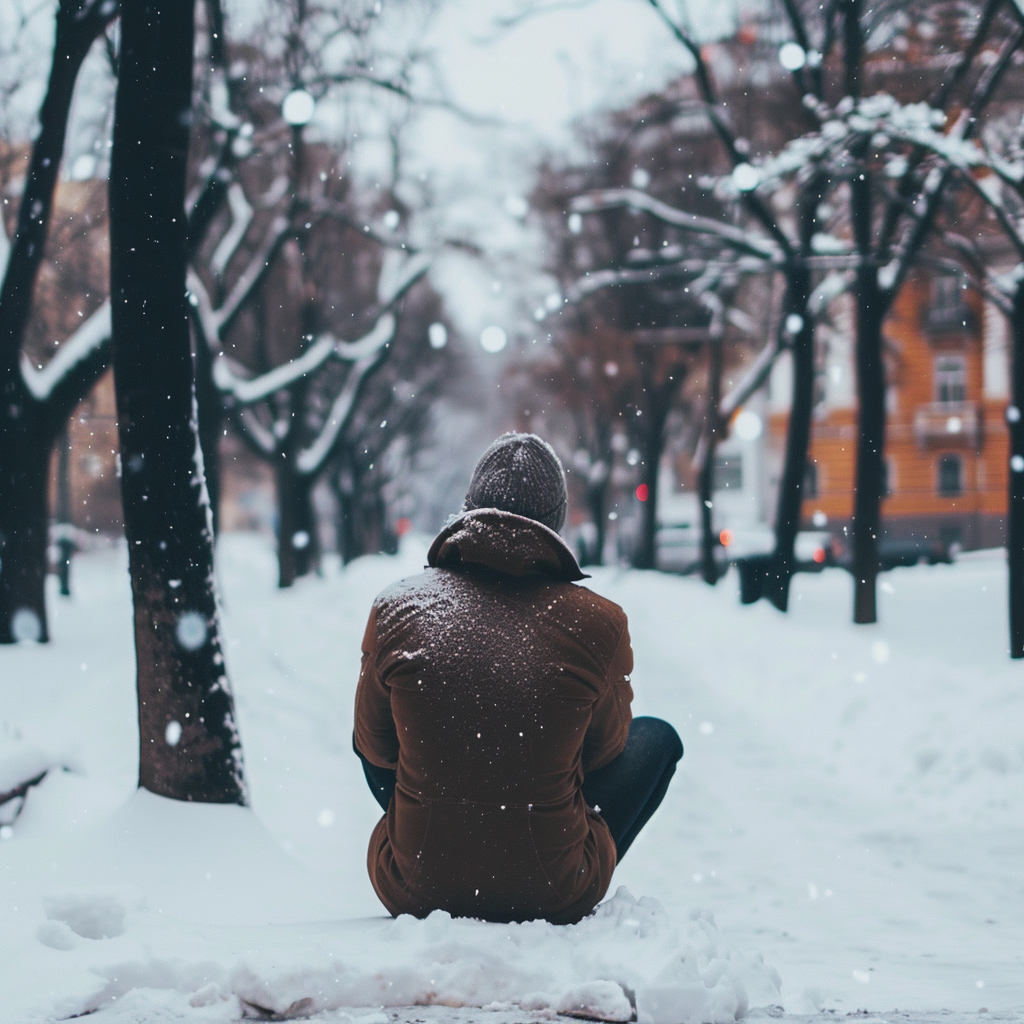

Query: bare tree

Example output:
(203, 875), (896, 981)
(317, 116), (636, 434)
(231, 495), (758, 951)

(109, 0), (246, 803)
(0, 0), (117, 643)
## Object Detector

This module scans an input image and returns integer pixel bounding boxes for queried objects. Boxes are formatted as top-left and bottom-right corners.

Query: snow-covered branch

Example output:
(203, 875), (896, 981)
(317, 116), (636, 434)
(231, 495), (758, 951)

(20, 301), (111, 402)
(215, 215), (291, 336)
(194, 249), (425, 411)
(719, 333), (785, 424)
(231, 405), (277, 458)
(570, 189), (780, 261)
(212, 339), (335, 405)
(0, 216), (10, 284)
(377, 249), (431, 305)
(296, 350), (386, 476)
(212, 183), (254, 275)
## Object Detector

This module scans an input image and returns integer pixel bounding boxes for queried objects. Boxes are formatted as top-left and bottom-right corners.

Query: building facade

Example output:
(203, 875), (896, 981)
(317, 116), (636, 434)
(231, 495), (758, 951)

(767, 272), (1010, 553)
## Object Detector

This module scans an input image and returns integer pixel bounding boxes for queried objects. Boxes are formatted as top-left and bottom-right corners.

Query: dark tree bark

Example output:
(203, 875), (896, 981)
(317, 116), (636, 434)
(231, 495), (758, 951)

(109, 0), (246, 804)
(1009, 285), (1024, 659)
(850, 271), (886, 624)
(193, 324), (224, 529)
(0, 0), (117, 643)
(762, 272), (815, 613)
(845, 0), (885, 625)
(583, 475), (609, 567)
(276, 456), (319, 587)
(699, 336), (724, 585)
(0, 435), (52, 641)
(632, 351), (685, 571)
(55, 426), (74, 597)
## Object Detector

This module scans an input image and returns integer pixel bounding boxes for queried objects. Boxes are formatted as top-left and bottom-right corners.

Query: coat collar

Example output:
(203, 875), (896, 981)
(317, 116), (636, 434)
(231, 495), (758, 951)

(427, 509), (588, 581)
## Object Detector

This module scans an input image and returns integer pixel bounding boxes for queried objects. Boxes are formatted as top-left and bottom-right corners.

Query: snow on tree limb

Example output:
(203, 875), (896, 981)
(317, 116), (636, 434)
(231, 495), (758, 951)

(324, 313), (397, 361)
(377, 249), (431, 305)
(211, 183), (254, 275)
(214, 214), (291, 337)
(719, 332), (784, 424)
(297, 350), (386, 476)
(19, 301), (111, 401)
(196, 246), (426, 407)
(0, 215), (9, 284)
(232, 405), (277, 457)
(212, 338), (338, 405)
(570, 189), (780, 261)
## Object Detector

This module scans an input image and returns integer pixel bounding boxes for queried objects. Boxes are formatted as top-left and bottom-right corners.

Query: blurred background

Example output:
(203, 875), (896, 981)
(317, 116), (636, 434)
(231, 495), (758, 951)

(2, 0), (1019, 589)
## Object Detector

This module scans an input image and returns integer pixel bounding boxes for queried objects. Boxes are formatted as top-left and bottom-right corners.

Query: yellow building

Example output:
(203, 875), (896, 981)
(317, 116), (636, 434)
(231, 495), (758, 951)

(768, 271), (1009, 553)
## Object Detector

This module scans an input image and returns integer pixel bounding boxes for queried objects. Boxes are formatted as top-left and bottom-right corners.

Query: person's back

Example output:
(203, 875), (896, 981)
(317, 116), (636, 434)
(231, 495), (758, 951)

(356, 508), (631, 923)
(354, 433), (682, 925)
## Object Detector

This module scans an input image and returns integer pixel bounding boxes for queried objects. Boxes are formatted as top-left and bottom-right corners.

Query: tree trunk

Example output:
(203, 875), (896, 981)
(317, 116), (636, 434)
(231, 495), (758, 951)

(584, 478), (608, 566)
(765, 278), (815, 611)
(1008, 284), (1024, 658)
(633, 399), (668, 571)
(851, 277), (886, 625)
(193, 325), (223, 531)
(337, 489), (358, 565)
(843, 2), (884, 625)
(699, 336), (724, 585)
(110, 0), (246, 805)
(0, 1), (103, 370)
(0, 0), (114, 643)
(276, 458), (319, 587)
(55, 425), (74, 597)
(0, 425), (51, 642)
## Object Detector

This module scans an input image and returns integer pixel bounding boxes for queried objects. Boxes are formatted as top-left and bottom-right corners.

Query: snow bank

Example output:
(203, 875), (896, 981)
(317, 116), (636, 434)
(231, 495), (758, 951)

(51, 881), (778, 1022)
(4, 780), (779, 1022)
(227, 888), (779, 1023)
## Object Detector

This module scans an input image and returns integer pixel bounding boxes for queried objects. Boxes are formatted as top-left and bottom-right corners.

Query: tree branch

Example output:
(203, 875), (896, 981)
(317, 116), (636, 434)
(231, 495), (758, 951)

(214, 214), (291, 336)
(571, 189), (780, 261)
(296, 348), (388, 476)
(20, 301), (112, 427)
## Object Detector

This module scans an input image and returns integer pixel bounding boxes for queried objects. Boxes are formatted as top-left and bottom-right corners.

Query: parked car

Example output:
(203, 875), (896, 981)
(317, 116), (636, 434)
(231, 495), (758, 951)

(829, 535), (953, 570)
(655, 523), (834, 574)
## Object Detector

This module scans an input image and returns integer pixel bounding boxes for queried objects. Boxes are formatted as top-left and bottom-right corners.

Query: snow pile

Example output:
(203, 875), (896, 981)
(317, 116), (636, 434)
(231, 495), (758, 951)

(7, 786), (779, 1022)
(228, 887), (779, 1023)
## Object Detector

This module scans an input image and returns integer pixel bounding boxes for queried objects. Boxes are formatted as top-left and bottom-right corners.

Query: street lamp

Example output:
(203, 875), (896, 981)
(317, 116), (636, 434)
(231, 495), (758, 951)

(282, 88), (315, 127)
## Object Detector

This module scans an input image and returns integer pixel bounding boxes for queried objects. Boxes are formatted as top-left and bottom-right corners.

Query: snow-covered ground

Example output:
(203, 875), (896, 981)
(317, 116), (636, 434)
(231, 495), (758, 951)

(1, 534), (1022, 1023)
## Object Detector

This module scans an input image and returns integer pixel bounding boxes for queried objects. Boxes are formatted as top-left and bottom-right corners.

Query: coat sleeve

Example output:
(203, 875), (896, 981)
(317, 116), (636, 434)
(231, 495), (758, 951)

(581, 616), (634, 773)
(353, 604), (400, 768)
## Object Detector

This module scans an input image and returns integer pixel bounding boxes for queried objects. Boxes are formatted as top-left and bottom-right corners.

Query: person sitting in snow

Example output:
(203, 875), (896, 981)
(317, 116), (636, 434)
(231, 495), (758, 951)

(353, 433), (682, 924)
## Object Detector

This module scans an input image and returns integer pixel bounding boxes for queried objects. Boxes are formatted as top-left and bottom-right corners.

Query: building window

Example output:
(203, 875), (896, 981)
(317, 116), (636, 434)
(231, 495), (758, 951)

(928, 273), (970, 332)
(938, 454), (963, 496)
(933, 273), (964, 312)
(935, 355), (966, 404)
(713, 454), (743, 491)
(803, 461), (818, 497)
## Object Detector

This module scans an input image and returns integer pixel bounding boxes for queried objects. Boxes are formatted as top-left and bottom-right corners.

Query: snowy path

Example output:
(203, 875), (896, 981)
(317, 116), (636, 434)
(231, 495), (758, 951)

(1, 535), (1022, 1022)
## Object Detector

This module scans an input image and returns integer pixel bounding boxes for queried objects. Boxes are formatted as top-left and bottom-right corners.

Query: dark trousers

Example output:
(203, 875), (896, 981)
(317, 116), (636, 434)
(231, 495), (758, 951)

(356, 715), (682, 863)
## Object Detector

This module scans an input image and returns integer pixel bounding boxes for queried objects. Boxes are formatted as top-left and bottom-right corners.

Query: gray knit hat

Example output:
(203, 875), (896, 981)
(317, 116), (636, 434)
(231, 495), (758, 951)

(462, 433), (568, 532)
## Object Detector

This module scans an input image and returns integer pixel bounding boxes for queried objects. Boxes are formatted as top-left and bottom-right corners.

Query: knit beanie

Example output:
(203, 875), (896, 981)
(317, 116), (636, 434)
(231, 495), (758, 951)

(462, 433), (568, 532)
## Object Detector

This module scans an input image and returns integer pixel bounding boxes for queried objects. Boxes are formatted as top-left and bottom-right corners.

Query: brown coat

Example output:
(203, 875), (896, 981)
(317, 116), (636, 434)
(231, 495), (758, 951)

(354, 509), (633, 924)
